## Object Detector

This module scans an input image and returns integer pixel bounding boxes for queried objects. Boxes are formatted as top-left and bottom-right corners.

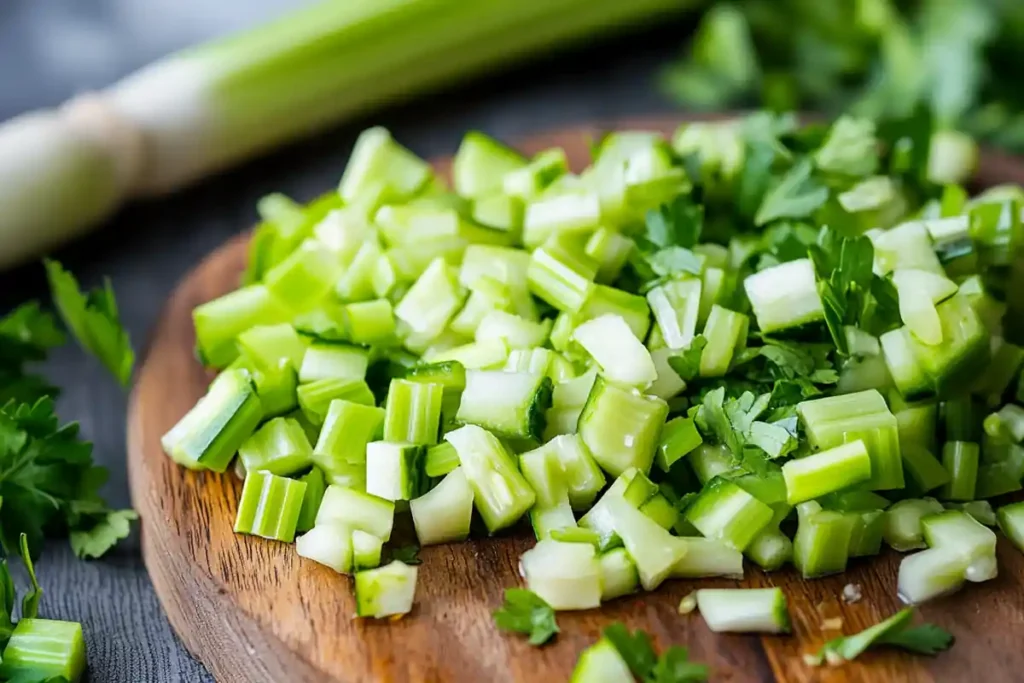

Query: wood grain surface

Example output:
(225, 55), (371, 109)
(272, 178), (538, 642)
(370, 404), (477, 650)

(127, 116), (1024, 683)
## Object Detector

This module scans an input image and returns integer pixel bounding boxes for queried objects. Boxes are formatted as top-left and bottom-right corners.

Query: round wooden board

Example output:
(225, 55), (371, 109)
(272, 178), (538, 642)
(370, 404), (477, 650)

(128, 116), (1024, 683)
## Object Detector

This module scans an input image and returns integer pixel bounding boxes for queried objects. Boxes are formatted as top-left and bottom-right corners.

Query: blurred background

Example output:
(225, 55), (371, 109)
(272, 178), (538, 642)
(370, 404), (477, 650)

(1, 0), (1023, 680)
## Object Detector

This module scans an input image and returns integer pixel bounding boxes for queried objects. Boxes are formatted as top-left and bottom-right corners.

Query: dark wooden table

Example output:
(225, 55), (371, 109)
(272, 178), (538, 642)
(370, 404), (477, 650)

(0, 2), (695, 680)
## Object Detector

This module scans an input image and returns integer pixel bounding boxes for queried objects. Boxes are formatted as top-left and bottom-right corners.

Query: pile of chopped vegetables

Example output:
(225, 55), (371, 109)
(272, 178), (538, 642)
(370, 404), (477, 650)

(163, 109), (1024, 676)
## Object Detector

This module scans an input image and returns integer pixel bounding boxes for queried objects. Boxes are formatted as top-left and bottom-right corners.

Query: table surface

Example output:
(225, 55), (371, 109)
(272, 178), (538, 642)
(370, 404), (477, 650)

(0, 1), (693, 680)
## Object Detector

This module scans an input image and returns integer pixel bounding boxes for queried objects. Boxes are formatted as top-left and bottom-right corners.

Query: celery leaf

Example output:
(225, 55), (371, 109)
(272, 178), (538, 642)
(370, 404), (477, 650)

(493, 588), (558, 646)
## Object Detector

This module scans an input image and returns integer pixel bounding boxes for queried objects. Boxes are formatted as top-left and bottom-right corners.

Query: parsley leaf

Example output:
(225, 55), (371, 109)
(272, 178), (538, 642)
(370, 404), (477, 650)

(44, 260), (134, 386)
(69, 509), (138, 559)
(810, 608), (953, 665)
(646, 195), (704, 249)
(603, 623), (710, 682)
(386, 545), (422, 566)
(493, 589), (558, 646)
(755, 159), (829, 226)
(667, 336), (708, 382)
(807, 227), (879, 354)
(747, 421), (798, 459)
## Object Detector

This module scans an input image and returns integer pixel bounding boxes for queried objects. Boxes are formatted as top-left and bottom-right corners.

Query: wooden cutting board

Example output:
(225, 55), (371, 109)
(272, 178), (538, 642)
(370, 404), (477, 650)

(127, 116), (1024, 683)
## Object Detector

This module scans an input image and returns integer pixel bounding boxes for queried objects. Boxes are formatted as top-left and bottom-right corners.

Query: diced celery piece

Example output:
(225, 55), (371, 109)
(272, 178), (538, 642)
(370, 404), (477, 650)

(897, 546), (969, 604)
(895, 404), (949, 492)
(519, 443), (570, 510)
(344, 299), (397, 345)
(782, 440), (873, 504)
(335, 240), (382, 302)
(846, 509), (885, 557)
(655, 413), (704, 473)
(605, 496), (687, 591)
(646, 277), (702, 350)
(298, 342), (369, 383)
(586, 228), (635, 283)
(798, 390), (904, 490)
(684, 478), (774, 551)
(792, 502), (854, 578)
(352, 529), (384, 570)
(296, 522), (353, 574)
(296, 466), (326, 533)
(472, 193), (523, 235)
(193, 285), (290, 368)
(908, 296), (991, 397)
(523, 191), (602, 249)
(547, 434), (606, 510)
(410, 467), (474, 546)
(339, 128), (431, 206)
(0, 619), (86, 683)
(699, 305), (748, 377)
(504, 148), (569, 199)
(922, 510), (996, 582)
(883, 498), (945, 552)
(265, 239), (341, 313)
(945, 500), (996, 526)
(316, 485), (395, 541)
(244, 357), (299, 418)
(365, 441), (426, 502)
(354, 561), (418, 618)
(672, 537), (744, 579)
(579, 469), (653, 550)
(445, 425), (536, 533)
(573, 314), (656, 388)
(648, 347), (688, 401)
(426, 338), (510, 369)
(455, 370), (551, 440)
(698, 266), (729, 327)
(689, 444), (736, 485)
(161, 369), (264, 472)
(313, 207), (374, 263)
(997, 501), (1024, 553)
(297, 378), (375, 425)
(598, 548), (639, 601)
(871, 220), (945, 275)
(312, 400), (385, 487)
(578, 285), (651, 342)
(450, 276), (514, 337)
(424, 441), (460, 478)
(238, 416), (312, 476)
(375, 204), (511, 248)
(939, 441), (979, 501)
(234, 471), (307, 542)
(881, 327), (933, 400)
(383, 379), (443, 445)
(745, 527), (793, 571)
(530, 501), (577, 540)
(639, 493), (678, 530)
(520, 540), (602, 610)
(527, 238), (596, 314)
(569, 638), (634, 683)
(453, 131), (526, 198)
(695, 588), (790, 634)
(475, 310), (551, 350)
(236, 323), (306, 371)
(743, 259), (824, 333)
(577, 377), (668, 477)
(395, 258), (465, 346)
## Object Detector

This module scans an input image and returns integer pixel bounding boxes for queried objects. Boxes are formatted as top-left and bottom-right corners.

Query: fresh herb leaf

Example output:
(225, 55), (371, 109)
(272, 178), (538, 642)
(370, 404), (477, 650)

(603, 623), (710, 682)
(814, 116), (880, 180)
(44, 260), (134, 386)
(747, 421), (798, 459)
(69, 509), (138, 559)
(386, 545), (422, 566)
(603, 623), (659, 679)
(19, 534), (40, 619)
(755, 159), (830, 226)
(493, 588), (558, 646)
(810, 608), (953, 665)
(646, 195), (704, 249)
(667, 336), (708, 382)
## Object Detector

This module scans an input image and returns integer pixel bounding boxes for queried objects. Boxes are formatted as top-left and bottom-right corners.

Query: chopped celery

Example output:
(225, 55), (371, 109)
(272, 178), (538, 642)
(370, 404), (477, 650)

(547, 434), (606, 510)
(354, 561), (418, 618)
(907, 296), (991, 397)
(605, 495), (688, 591)
(781, 440), (873, 504)
(639, 493), (678, 531)
(475, 310), (551, 349)
(236, 323), (305, 371)
(895, 404), (950, 492)
(383, 379), (443, 445)
(527, 237), (596, 313)
(523, 191), (602, 249)
(578, 285), (651, 342)
(684, 478), (774, 551)
(265, 238), (342, 313)
(296, 466), (326, 533)
(883, 498), (945, 552)
(312, 400), (385, 487)
(530, 501), (577, 539)
(793, 502), (855, 578)
(352, 529), (384, 570)
(444, 425), (536, 533)
(410, 467), (475, 546)
(234, 470), (307, 542)
(365, 441), (426, 502)
(939, 441), (979, 501)
(572, 314), (657, 388)
(570, 638), (634, 683)
(846, 509), (885, 557)
(579, 469), (654, 550)
(897, 546), (969, 604)
(395, 258), (465, 346)
(298, 342), (369, 383)
(745, 527), (793, 571)
(648, 347), (688, 400)
(0, 619), (87, 683)
(339, 128), (431, 207)
(699, 305), (748, 377)
(646, 277), (702, 350)
(946, 500), (996, 526)
(316, 485), (395, 542)
(296, 522), (353, 574)
(881, 327), (932, 400)
(455, 370), (552, 440)
(922, 510), (997, 583)
(161, 369), (264, 472)
(689, 444), (736, 485)
(454, 132), (526, 198)
(586, 228), (635, 283)
(743, 258), (824, 333)
(577, 377), (668, 477)
(472, 193), (523, 234)
(671, 537), (744, 579)
(426, 338), (510, 369)
(598, 548), (639, 601)
(520, 540), (602, 610)
(997, 501), (1024, 553)
(246, 358), (299, 418)
(504, 148), (569, 199)
(237, 416), (313, 476)
(193, 285), (290, 368)
(520, 443), (571, 509)
(297, 378), (375, 425)
(694, 588), (790, 634)
(424, 441), (461, 478)
(656, 416), (702, 472)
